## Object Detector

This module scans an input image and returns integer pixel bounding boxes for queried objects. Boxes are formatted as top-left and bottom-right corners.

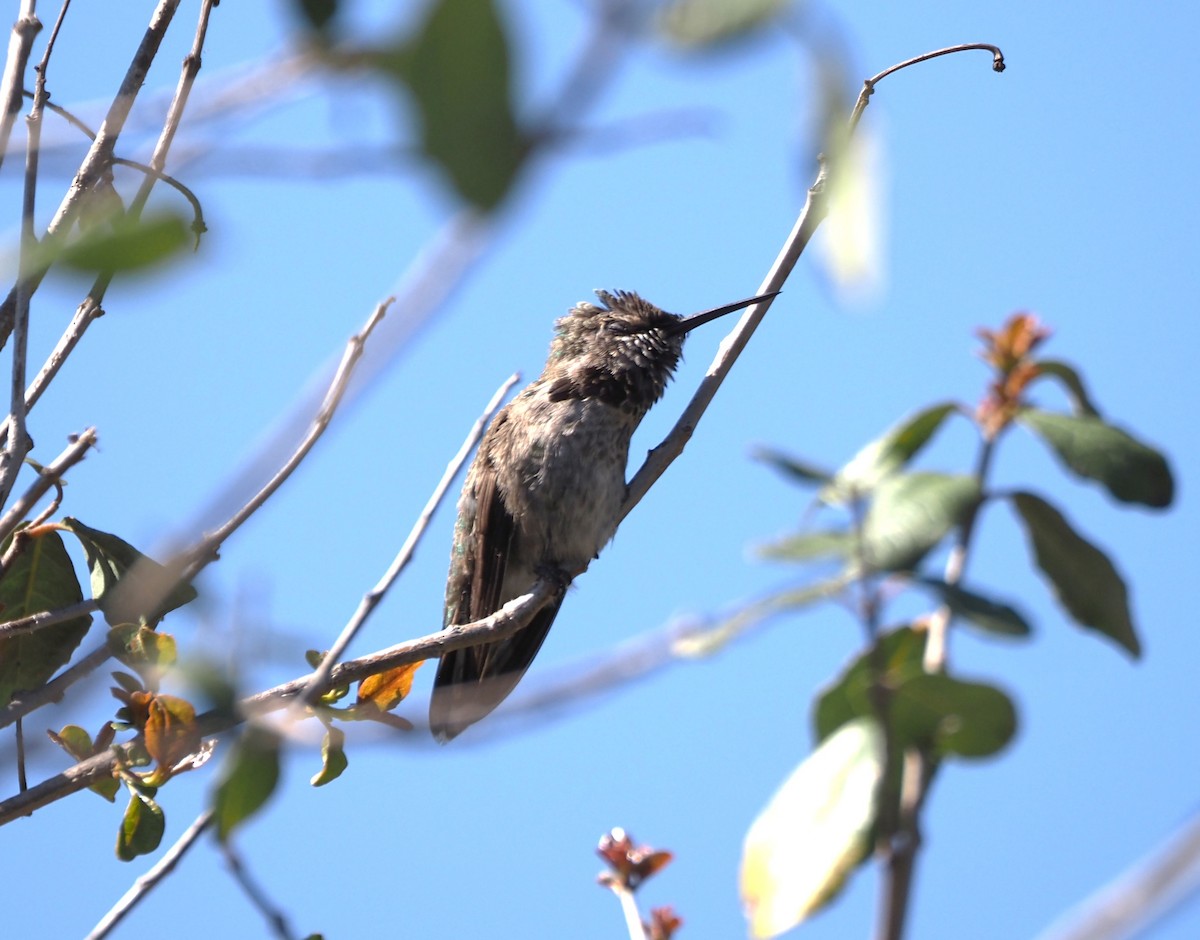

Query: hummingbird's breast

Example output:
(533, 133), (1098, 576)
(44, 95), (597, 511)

(498, 391), (636, 574)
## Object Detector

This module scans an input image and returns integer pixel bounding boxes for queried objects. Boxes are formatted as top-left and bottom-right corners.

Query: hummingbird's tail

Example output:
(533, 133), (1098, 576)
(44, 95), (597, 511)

(429, 597), (564, 742)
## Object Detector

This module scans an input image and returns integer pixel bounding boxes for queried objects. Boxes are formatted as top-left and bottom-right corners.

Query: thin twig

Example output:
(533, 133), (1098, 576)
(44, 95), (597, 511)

(0, 599), (98, 640)
(0, 0), (183, 349)
(608, 883), (646, 940)
(0, 428), (96, 551)
(296, 372), (519, 708)
(86, 809), (214, 940)
(179, 298), (392, 580)
(221, 841), (297, 940)
(0, 0), (41, 174)
(0, 580), (561, 825)
(0, 643), (108, 728)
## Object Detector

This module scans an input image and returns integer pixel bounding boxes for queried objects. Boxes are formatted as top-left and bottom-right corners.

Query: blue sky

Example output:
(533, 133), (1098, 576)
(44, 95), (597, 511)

(4, 2), (1198, 938)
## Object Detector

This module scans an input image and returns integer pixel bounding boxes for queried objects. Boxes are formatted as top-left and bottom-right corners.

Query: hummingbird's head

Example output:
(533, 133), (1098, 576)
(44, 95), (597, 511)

(542, 289), (777, 414)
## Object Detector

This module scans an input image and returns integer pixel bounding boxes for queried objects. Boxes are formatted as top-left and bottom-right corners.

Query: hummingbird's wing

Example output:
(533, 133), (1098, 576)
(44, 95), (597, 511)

(430, 453), (564, 742)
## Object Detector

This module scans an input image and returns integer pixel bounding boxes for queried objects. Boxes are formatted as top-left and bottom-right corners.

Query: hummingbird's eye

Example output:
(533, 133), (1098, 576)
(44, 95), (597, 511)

(602, 320), (632, 336)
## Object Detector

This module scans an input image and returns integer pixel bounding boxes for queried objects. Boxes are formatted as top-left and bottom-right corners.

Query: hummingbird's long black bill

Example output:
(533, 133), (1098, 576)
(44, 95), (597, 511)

(667, 289), (780, 335)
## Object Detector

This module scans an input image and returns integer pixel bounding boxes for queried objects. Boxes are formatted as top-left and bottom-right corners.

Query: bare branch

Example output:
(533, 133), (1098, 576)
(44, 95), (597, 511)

(0, 427), (96, 550)
(0, 643), (108, 728)
(0, 599), (98, 640)
(296, 372), (520, 708)
(0, 1), (40, 174)
(0, 580), (561, 825)
(86, 810), (214, 940)
(0, 0), (184, 348)
(221, 841), (298, 940)
(179, 298), (393, 579)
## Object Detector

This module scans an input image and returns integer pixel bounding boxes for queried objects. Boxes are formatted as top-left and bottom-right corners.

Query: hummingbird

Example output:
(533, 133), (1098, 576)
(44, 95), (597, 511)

(429, 288), (777, 741)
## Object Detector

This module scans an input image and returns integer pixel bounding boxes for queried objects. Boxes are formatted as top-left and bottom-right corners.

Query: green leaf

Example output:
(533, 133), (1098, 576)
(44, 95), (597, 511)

(61, 517), (197, 625)
(659, 0), (787, 48)
(813, 626), (926, 743)
(740, 718), (883, 938)
(116, 785), (165, 861)
(311, 727), (348, 787)
(822, 402), (960, 504)
(755, 529), (853, 562)
(55, 212), (192, 275)
(751, 446), (833, 487)
(1035, 359), (1101, 417)
(0, 529), (91, 704)
(1018, 409), (1174, 508)
(372, 0), (523, 209)
(890, 674), (1017, 758)
(913, 577), (1033, 638)
(212, 727), (282, 842)
(106, 623), (178, 670)
(1010, 492), (1140, 657)
(861, 473), (980, 572)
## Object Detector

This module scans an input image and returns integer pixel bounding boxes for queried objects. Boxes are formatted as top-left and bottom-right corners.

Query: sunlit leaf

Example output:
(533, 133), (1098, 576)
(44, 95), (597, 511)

(890, 674), (1017, 758)
(106, 623), (178, 671)
(212, 727), (282, 842)
(1010, 492), (1140, 657)
(1017, 409), (1174, 509)
(820, 126), (885, 305)
(358, 661), (423, 713)
(47, 724), (120, 800)
(913, 577), (1032, 638)
(861, 473), (980, 571)
(142, 693), (200, 772)
(311, 727), (348, 787)
(751, 446), (833, 487)
(116, 785), (165, 861)
(0, 528), (91, 704)
(740, 718), (883, 937)
(659, 0), (786, 47)
(61, 517), (197, 625)
(371, 0), (523, 209)
(1035, 359), (1101, 417)
(822, 403), (960, 504)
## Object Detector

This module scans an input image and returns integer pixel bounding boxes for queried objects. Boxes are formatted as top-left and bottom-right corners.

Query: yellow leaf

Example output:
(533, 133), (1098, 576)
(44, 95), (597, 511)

(740, 718), (884, 938)
(357, 661), (424, 713)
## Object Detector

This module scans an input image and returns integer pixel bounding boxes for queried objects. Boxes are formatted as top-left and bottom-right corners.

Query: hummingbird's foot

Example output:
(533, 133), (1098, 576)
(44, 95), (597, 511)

(535, 563), (573, 599)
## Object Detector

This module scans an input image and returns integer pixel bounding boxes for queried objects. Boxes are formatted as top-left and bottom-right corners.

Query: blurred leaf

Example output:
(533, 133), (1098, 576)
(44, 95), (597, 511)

(292, 0), (338, 34)
(116, 785), (164, 861)
(861, 473), (980, 571)
(820, 126), (885, 304)
(890, 674), (1017, 758)
(1035, 359), (1101, 417)
(659, 0), (786, 47)
(751, 446), (833, 487)
(822, 403), (959, 503)
(1010, 492), (1140, 657)
(372, 0), (523, 209)
(106, 623), (177, 671)
(357, 661), (423, 713)
(1017, 410), (1174, 509)
(914, 577), (1032, 638)
(814, 626), (926, 742)
(0, 528), (91, 704)
(212, 727), (282, 843)
(740, 718), (883, 937)
(755, 529), (852, 562)
(54, 212), (192, 275)
(62, 517), (197, 625)
(311, 727), (348, 787)
(673, 577), (849, 658)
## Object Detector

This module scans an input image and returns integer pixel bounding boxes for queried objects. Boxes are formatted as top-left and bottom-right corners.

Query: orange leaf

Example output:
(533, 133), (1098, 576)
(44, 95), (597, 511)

(143, 693), (200, 770)
(357, 661), (424, 713)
